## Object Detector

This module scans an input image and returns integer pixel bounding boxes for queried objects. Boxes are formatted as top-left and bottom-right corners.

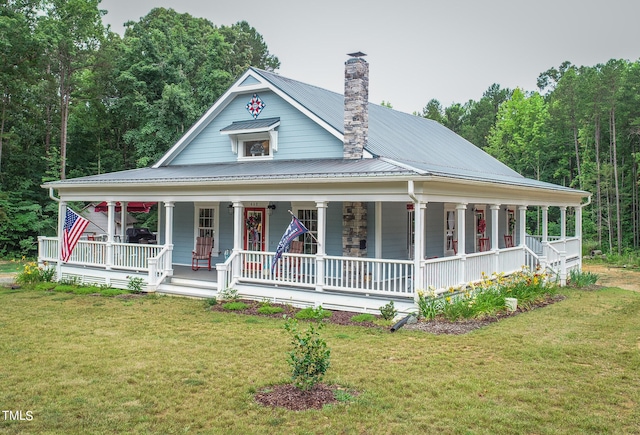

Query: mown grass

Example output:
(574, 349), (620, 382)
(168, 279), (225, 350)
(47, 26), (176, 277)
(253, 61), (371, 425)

(1, 285), (639, 434)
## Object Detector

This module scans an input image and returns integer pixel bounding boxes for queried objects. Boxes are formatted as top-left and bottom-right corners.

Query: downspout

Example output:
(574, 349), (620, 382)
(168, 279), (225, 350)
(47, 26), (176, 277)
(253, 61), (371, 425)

(408, 180), (422, 298)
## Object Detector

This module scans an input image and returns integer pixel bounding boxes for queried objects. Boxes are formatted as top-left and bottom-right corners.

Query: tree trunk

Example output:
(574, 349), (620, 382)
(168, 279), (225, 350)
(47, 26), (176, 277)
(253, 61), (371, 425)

(595, 115), (602, 247)
(610, 108), (622, 255)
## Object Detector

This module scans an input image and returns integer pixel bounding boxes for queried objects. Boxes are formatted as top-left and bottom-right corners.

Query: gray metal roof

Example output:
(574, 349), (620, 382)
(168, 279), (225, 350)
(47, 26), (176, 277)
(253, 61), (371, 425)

(45, 67), (587, 197)
(53, 158), (415, 184)
(220, 117), (280, 132)
(252, 68), (524, 180)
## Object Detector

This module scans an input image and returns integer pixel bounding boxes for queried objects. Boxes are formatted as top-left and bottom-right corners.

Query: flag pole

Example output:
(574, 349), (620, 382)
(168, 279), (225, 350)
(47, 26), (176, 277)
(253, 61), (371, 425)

(287, 210), (320, 245)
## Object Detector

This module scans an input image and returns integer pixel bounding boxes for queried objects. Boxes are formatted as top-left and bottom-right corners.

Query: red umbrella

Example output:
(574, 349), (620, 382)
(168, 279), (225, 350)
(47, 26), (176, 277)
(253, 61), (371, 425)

(94, 202), (155, 213)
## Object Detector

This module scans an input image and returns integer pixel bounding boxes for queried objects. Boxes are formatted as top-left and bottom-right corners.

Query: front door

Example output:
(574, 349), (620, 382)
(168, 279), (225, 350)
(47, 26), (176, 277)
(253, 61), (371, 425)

(244, 208), (265, 251)
(244, 208), (266, 273)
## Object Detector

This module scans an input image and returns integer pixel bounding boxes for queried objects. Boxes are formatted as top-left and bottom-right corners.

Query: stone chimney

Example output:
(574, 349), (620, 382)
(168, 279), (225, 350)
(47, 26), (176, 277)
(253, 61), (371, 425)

(343, 53), (369, 159)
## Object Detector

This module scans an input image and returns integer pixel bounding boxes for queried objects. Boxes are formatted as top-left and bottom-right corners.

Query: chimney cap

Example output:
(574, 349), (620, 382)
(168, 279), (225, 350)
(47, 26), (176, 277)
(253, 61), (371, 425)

(347, 51), (367, 58)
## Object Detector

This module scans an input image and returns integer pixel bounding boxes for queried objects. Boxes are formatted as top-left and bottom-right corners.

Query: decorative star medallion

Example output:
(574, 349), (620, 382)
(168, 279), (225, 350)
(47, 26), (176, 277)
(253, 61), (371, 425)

(246, 94), (265, 119)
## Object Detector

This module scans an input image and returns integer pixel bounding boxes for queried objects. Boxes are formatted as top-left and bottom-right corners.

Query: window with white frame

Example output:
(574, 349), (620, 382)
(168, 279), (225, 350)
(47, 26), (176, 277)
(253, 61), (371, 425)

(240, 135), (271, 159)
(444, 207), (457, 254)
(194, 204), (219, 256)
(295, 208), (318, 254)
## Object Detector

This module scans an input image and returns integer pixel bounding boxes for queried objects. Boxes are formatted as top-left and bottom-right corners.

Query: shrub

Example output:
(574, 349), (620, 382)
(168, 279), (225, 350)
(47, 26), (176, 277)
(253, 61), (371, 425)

(222, 301), (248, 311)
(219, 288), (239, 301)
(379, 301), (397, 320)
(568, 269), (599, 287)
(350, 313), (376, 323)
(15, 262), (55, 284)
(295, 306), (332, 321)
(204, 297), (217, 307)
(126, 276), (145, 294)
(284, 315), (331, 391)
(257, 305), (284, 315)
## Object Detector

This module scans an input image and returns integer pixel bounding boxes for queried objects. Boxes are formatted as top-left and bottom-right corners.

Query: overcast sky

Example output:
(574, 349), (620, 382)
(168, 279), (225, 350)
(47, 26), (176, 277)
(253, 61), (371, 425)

(99, 0), (640, 115)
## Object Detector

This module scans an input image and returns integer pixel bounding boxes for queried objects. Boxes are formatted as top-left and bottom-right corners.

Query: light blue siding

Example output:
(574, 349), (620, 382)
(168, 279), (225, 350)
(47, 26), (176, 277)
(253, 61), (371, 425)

(425, 203), (444, 258)
(380, 202), (409, 260)
(239, 76), (260, 86)
(170, 91), (343, 165)
(172, 203), (195, 264)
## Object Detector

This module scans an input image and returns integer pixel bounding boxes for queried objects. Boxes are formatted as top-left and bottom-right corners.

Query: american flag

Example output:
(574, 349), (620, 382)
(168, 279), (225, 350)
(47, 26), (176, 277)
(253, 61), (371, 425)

(61, 208), (89, 262)
(270, 216), (308, 274)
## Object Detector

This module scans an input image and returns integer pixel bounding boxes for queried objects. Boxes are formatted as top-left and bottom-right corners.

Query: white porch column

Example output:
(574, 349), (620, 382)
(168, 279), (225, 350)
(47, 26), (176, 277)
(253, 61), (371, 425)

(559, 206), (567, 286)
(413, 202), (426, 294)
(315, 201), (328, 292)
(541, 206), (549, 243)
(119, 201), (127, 243)
(490, 204), (500, 250)
(456, 203), (467, 286)
(491, 204), (500, 275)
(539, 206), (549, 271)
(560, 206), (567, 241)
(575, 204), (583, 270)
(106, 201), (115, 270)
(518, 206), (527, 247)
(232, 202), (244, 280)
(164, 201), (174, 276)
(57, 201), (67, 278)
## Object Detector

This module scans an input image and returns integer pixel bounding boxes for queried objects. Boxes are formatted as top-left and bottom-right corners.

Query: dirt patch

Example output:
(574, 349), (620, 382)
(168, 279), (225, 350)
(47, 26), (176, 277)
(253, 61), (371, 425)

(583, 263), (640, 292)
(254, 383), (359, 411)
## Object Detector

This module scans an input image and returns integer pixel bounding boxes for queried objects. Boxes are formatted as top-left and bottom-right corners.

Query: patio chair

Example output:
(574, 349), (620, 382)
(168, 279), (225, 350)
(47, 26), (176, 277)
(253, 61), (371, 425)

(504, 234), (514, 248)
(479, 237), (490, 252)
(192, 236), (213, 271)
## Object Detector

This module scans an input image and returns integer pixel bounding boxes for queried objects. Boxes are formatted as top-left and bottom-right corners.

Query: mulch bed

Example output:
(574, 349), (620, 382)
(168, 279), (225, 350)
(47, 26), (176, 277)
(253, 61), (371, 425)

(254, 383), (358, 411)
(210, 294), (566, 335)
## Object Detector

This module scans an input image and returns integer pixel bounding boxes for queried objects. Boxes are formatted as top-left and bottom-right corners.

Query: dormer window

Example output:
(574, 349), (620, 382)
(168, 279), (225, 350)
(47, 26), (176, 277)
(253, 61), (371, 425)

(220, 117), (279, 161)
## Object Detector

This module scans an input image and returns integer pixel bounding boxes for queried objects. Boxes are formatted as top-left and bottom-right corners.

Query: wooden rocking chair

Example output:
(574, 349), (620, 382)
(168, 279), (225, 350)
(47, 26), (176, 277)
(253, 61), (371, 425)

(479, 237), (490, 252)
(504, 234), (514, 248)
(192, 236), (213, 271)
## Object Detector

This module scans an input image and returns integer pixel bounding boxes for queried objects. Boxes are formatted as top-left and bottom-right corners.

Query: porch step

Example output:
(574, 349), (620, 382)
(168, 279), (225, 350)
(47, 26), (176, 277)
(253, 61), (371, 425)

(156, 277), (217, 299)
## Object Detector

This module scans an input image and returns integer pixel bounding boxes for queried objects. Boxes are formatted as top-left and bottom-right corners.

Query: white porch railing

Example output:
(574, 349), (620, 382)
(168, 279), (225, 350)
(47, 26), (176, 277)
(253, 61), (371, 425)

(39, 236), (164, 273)
(148, 245), (172, 289)
(323, 255), (414, 296)
(40, 235), (582, 299)
(422, 256), (461, 291)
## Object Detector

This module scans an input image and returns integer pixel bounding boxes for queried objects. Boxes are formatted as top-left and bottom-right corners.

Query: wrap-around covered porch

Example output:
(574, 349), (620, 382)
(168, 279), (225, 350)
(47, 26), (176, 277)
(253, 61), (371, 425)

(38, 192), (583, 313)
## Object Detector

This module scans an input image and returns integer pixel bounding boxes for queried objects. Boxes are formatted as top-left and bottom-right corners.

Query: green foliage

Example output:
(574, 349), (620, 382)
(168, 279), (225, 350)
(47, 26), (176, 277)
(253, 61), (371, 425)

(283, 315), (331, 391)
(350, 313), (376, 323)
(379, 301), (397, 320)
(126, 276), (145, 294)
(568, 269), (599, 287)
(219, 288), (239, 301)
(204, 297), (217, 307)
(295, 306), (332, 321)
(222, 301), (248, 311)
(257, 305), (284, 315)
(15, 261), (55, 284)
(417, 268), (556, 321)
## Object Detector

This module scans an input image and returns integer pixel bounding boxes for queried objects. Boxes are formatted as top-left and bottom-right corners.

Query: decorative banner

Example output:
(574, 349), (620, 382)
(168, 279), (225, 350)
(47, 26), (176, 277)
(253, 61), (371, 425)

(246, 94), (265, 119)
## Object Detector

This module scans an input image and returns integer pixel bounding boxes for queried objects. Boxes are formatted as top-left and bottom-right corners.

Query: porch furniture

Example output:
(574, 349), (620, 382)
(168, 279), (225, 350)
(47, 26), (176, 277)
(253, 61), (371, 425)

(504, 234), (514, 248)
(192, 237), (213, 271)
(452, 240), (458, 255)
(479, 238), (490, 252)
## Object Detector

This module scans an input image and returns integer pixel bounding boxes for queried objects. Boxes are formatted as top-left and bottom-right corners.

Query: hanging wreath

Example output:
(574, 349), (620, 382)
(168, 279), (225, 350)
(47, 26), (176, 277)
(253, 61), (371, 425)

(477, 218), (486, 235)
(246, 214), (261, 232)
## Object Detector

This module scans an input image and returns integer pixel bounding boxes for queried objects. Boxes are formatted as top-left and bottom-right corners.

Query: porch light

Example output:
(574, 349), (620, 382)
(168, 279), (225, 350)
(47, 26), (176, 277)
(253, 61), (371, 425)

(227, 203), (234, 215)
(267, 203), (276, 215)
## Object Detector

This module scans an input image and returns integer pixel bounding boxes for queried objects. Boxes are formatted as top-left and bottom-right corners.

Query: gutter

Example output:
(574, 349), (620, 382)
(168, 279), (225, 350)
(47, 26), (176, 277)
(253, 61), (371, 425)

(49, 188), (60, 203)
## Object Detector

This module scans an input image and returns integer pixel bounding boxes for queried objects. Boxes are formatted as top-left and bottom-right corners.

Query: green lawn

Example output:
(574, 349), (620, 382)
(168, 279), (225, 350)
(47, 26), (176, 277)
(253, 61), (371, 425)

(1, 286), (639, 434)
